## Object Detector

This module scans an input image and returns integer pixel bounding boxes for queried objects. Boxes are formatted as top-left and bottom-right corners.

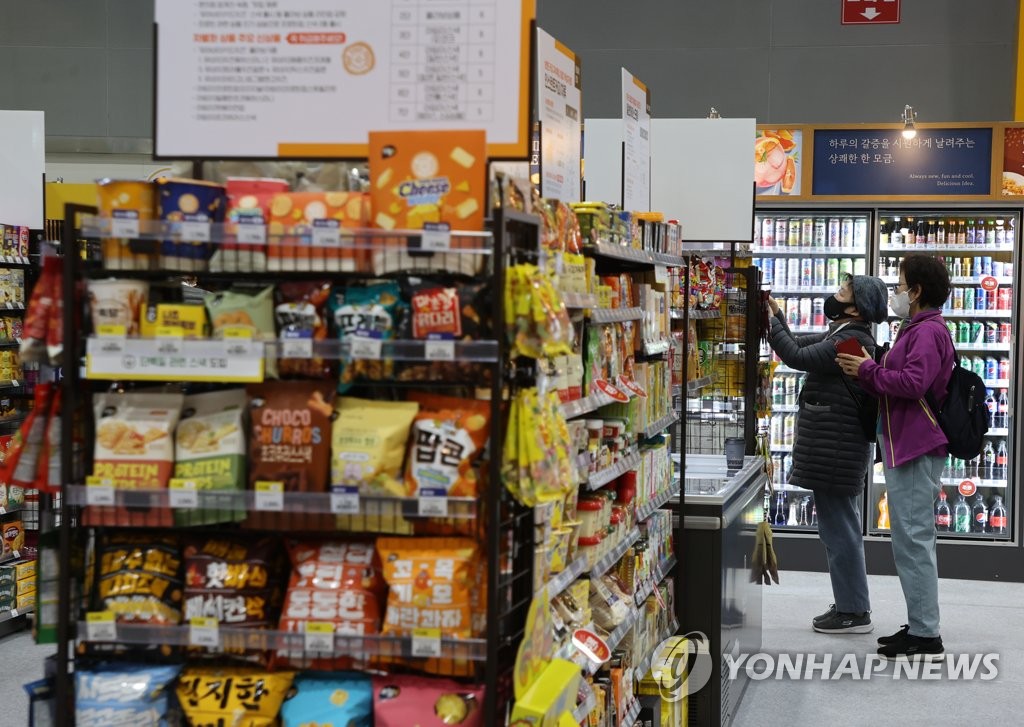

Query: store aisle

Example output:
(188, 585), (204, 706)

(0, 628), (54, 725)
(734, 570), (1024, 726)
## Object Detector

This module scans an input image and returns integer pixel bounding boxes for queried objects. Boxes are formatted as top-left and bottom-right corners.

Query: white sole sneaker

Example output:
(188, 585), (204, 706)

(879, 649), (945, 662)
(813, 622), (875, 634)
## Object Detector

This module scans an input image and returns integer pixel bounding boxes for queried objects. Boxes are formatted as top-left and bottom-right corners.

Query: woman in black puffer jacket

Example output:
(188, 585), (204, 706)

(767, 273), (888, 635)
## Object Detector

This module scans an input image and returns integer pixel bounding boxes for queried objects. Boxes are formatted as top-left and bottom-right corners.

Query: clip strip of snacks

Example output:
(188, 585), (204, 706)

(505, 196), (687, 726)
(49, 146), (543, 726)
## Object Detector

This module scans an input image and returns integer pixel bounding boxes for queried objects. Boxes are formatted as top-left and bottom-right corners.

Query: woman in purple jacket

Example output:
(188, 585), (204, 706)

(836, 254), (954, 661)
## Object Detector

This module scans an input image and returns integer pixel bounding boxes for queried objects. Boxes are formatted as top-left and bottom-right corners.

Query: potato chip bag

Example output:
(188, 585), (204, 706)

(184, 535), (282, 629)
(332, 397), (418, 496)
(281, 672), (373, 727)
(404, 393), (491, 499)
(277, 281), (333, 379)
(177, 666), (295, 727)
(89, 532), (183, 627)
(373, 674), (484, 727)
(330, 282), (404, 390)
(205, 285), (278, 379)
(378, 537), (477, 638)
(175, 389), (248, 527)
(76, 664), (180, 727)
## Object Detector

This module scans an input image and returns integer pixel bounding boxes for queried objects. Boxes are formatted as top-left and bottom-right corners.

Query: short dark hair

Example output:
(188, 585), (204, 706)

(900, 254), (951, 308)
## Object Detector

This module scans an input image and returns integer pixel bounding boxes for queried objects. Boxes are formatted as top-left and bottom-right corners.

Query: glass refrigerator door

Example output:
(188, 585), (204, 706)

(872, 210), (1017, 540)
(751, 209), (872, 533)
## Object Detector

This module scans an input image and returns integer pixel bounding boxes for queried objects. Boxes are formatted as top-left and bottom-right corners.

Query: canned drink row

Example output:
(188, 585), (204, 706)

(878, 256), (1015, 280)
(945, 320), (1013, 345)
(957, 355), (1011, 382)
(756, 257), (866, 288)
(756, 216), (867, 249)
(945, 287), (1013, 312)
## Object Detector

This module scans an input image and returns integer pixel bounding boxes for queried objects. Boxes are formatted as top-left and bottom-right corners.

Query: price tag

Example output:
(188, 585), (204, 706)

(418, 496), (448, 518)
(168, 479), (199, 509)
(349, 336), (383, 360)
(222, 326), (253, 339)
(96, 324), (127, 338)
(303, 621), (336, 653)
(654, 265), (669, 285)
(236, 221), (267, 245)
(179, 220), (212, 242)
(189, 617), (220, 648)
(411, 627), (442, 658)
(281, 336), (313, 359)
(111, 210), (140, 238)
(424, 339), (455, 361)
(85, 477), (115, 506)
(155, 327), (185, 356)
(421, 222), (451, 251)
(85, 611), (117, 642)
(254, 481), (284, 511)
(330, 491), (360, 515)
(312, 219), (341, 248)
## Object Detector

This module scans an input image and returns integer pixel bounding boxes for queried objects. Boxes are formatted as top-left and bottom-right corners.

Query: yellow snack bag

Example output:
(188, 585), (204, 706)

(177, 666), (295, 727)
(332, 397), (419, 496)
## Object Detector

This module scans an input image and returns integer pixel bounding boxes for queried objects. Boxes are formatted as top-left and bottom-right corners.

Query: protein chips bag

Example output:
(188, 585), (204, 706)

(174, 389), (247, 526)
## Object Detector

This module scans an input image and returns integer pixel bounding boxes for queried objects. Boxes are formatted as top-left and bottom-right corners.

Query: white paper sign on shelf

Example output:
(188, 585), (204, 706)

(330, 489), (360, 515)
(621, 68), (651, 212)
(312, 218), (341, 248)
(280, 334), (313, 360)
(536, 28), (582, 204)
(111, 210), (141, 239)
(236, 219), (267, 245)
(178, 219), (211, 242)
(424, 340), (455, 361)
(0, 111), (44, 228)
(189, 617), (220, 648)
(349, 337), (383, 360)
(85, 612), (118, 642)
(86, 338), (265, 383)
(154, 0), (533, 159)
(418, 496), (449, 518)
(420, 223), (451, 251)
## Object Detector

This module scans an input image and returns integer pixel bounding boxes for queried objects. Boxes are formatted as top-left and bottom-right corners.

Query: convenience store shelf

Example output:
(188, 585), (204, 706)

(940, 310), (1012, 319)
(636, 479), (681, 523)
(585, 607), (642, 676)
(634, 617), (680, 680)
(585, 451), (642, 491)
(750, 246), (866, 256)
(686, 309), (722, 320)
(873, 476), (1007, 488)
(769, 286), (838, 295)
(590, 306), (643, 324)
(879, 244), (1014, 253)
(561, 292), (600, 309)
(634, 555), (677, 607)
(587, 526), (642, 579)
(880, 276), (1013, 286)
(643, 412), (679, 438)
(545, 555), (589, 601)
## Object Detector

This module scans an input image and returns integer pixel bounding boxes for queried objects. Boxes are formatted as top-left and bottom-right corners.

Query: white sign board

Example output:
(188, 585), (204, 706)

(536, 28), (581, 203)
(651, 118), (755, 242)
(0, 111), (44, 228)
(621, 69), (650, 212)
(155, 0), (533, 159)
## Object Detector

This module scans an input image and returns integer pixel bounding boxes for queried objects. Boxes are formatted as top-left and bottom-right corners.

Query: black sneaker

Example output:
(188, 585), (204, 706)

(877, 624), (910, 646)
(877, 631), (944, 661)
(812, 604), (837, 627)
(813, 611), (873, 634)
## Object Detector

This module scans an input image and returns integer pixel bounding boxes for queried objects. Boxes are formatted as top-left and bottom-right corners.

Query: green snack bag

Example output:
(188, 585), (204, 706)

(204, 285), (278, 379)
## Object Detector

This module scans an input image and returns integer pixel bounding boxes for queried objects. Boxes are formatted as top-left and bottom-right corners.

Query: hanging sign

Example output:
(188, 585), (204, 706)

(842, 0), (901, 25)
(621, 68), (651, 211)
(536, 28), (582, 203)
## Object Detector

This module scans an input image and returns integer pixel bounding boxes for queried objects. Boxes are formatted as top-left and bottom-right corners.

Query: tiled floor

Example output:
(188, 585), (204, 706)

(0, 625), (54, 726)
(733, 570), (1024, 727)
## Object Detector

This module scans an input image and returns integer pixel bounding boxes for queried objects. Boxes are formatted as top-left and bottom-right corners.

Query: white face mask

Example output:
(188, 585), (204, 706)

(890, 290), (912, 318)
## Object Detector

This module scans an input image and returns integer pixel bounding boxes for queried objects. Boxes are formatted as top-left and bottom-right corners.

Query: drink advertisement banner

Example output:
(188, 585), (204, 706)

(1000, 126), (1024, 195)
(621, 68), (651, 211)
(812, 128), (993, 196)
(536, 29), (582, 204)
(755, 129), (802, 197)
(154, 0), (534, 159)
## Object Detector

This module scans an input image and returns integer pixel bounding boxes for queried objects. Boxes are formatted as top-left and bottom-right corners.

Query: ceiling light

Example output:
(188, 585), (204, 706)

(901, 105), (917, 139)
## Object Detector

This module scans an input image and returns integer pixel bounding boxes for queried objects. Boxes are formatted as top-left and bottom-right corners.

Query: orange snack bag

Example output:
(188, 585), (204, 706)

(404, 394), (491, 499)
(266, 191), (370, 273)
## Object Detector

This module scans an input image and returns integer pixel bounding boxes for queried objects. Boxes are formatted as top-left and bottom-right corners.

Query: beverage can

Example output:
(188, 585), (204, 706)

(761, 218), (774, 247)
(853, 258), (866, 276)
(787, 298), (800, 326)
(812, 297), (825, 327)
(961, 354), (973, 370)
(964, 287), (975, 310)
(958, 322), (971, 344)
(975, 289), (988, 310)
(992, 260), (1003, 278)
(970, 320), (983, 343)
(775, 258), (787, 286)
(997, 287), (1011, 310)
(1004, 262), (1014, 278)
(785, 376), (797, 406)
(787, 260), (800, 287)
(839, 258), (853, 277)
(826, 258), (839, 287)
(986, 322), (999, 344)
(773, 377), (785, 406)
(952, 287), (964, 310)
(828, 218), (841, 247)
(853, 217), (868, 249)
(972, 357), (986, 379)
(981, 256), (993, 276)
(759, 259), (773, 286)
(776, 219), (788, 247)
(814, 218), (827, 246)
(813, 258), (826, 287)
(802, 218), (814, 245)
(801, 257), (813, 286)
(799, 297), (812, 327)
(788, 218), (801, 246)
(999, 322), (1011, 342)
(840, 217), (854, 248)
(999, 357), (1010, 380)
(985, 357), (999, 381)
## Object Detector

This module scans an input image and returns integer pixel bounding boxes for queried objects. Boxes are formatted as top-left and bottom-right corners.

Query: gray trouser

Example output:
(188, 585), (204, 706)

(879, 438), (944, 638)
(814, 489), (870, 614)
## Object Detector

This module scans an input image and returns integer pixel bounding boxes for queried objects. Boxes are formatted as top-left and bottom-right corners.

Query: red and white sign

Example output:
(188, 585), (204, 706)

(842, 0), (900, 25)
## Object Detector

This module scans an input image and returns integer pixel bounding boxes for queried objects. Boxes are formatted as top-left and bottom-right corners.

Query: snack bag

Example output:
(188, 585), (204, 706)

(87, 279), (148, 336)
(177, 666), (295, 727)
(277, 541), (385, 670)
(20, 255), (56, 364)
(398, 282), (492, 384)
(1, 518), (24, 558)
(332, 397), (418, 497)
(330, 282), (404, 390)
(96, 179), (158, 270)
(205, 285), (278, 379)
(156, 177), (226, 272)
(373, 674), (484, 727)
(404, 393), (491, 499)
(174, 389), (248, 527)
(246, 381), (334, 531)
(281, 672), (373, 727)
(266, 191), (370, 273)
(88, 391), (183, 528)
(215, 177), (290, 273)
(75, 664), (180, 727)
(277, 281), (333, 379)
(378, 537), (477, 639)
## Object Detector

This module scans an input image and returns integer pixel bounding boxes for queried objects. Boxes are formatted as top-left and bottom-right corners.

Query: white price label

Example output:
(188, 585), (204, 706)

(189, 618), (220, 648)
(85, 612), (117, 642)
(330, 492), (360, 515)
(155, 332), (184, 356)
(281, 337), (313, 359)
(237, 223), (267, 245)
(350, 337), (383, 360)
(424, 340), (455, 361)
(654, 265), (669, 285)
(179, 221), (211, 242)
(419, 226), (452, 251)
(304, 622), (336, 653)
(418, 496), (449, 518)
(168, 480), (199, 509)
(254, 482), (284, 512)
(111, 215), (140, 238)
(411, 628), (442, 658)
(312, 219), (341, 248)
(86, 486), (115, 506)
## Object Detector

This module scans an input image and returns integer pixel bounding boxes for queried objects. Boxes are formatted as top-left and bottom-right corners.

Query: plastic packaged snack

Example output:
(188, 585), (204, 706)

(88, 532), (183, 629)
(378, 537), (477, 638)
(87, 279), (148, 336)
(398, 282), (491, 384)
(332, 397), (418, 496)
(215, 177), (290, 273)
(75, 664), (180, 727)
(373, 674), (484, 727)
(177, 666), (295, 727)
(175, 389), (248, 526)
(331, 281), (404, 389)
(205, 285), (278, 379)
(277, 281), (333, 379)
(1, 518), (24, 559)
(505, 264), (573, 359)
(96, 179), (158, 270)
(281, 672), (373, 727)
(404, 393), (491, 499)
(156, 177), (226, 272)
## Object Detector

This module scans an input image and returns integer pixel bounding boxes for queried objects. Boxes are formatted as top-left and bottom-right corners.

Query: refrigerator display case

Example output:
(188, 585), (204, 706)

(750, 209), (873, 533)
(872, 209), (1018, 541)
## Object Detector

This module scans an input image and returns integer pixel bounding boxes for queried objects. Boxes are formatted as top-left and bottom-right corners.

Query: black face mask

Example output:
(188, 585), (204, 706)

(823, 294), (852, 321)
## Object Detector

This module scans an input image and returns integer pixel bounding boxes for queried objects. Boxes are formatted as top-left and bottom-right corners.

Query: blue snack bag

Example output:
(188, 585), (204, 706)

(281, 672), (372, 727)
(76, 663), (180, 727)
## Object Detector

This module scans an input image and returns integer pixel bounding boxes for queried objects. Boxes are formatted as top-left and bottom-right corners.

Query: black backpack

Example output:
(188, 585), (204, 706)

(925, 344), (988, 460)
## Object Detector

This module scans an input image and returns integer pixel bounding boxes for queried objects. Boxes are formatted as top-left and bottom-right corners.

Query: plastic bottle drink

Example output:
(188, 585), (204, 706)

(996, 390), (1009, 428)
(937, 220), (947, 244)
(967, 455), (980, 478)
(967, 220), (977, 245)
(954, 495), (971, 533)
(799, 497), (809, 526)
(996, 220), (1007, 245)
(999, 358), (1010, 380)
(974, 255), (984, 276)
(784, 414), (795, 445)
(879, 219), (891, 246)
(990, 496), (1008, 534)
(957, 220), (967, 245)
(981, 441), (996, 479)
(877, 491), (890, 529)
(985, 357), (999, 382)
(915, 219), (927, 246)
(935, 490), (952, 532)
(971, 493), (988, 532)
(972, 357), (986, 379)
(984, 389), (997, 427)
(800, 258), (813, 286)
(772, 377), (786, 406)
(953, 457), (966, 480)
(952, 287), (964, 310)
(774, 492), (787, 526)
(952, 258), (963, 277)
(995, 440), (1008, 480)
(890, 218), (904, 245)
(810, 501), (818, 527)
